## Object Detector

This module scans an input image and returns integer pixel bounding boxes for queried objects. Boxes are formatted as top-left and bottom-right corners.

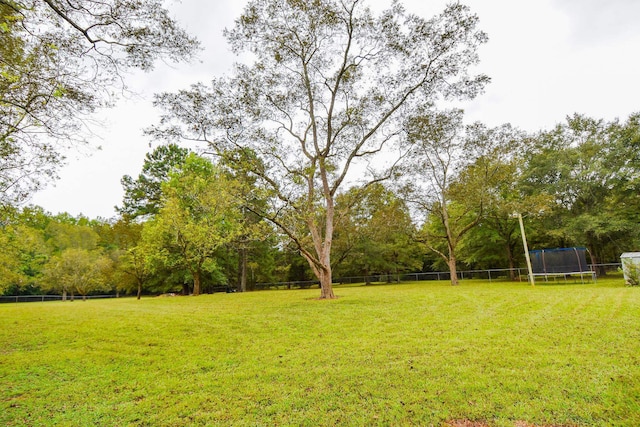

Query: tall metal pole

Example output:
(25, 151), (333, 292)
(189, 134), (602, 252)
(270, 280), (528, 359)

(517, 213), (535, 286)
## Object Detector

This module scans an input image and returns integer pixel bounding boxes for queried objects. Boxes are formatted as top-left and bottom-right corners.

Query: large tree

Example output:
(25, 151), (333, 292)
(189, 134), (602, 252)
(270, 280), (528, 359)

(150, 0), (489, 298)
(217, 148), (275, 293)
(108, 220), (150, 299)
(458, 154), (550, 280)
(0, 0), (198, 205)
(42, 247), (112, 300)
(142, 154), (242, 296)
(403, 110), (515, 285)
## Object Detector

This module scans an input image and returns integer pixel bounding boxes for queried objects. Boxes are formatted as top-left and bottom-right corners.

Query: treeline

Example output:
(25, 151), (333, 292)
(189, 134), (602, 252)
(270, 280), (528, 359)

(407, 112), (640, 280)
(1, 113), (639, 297)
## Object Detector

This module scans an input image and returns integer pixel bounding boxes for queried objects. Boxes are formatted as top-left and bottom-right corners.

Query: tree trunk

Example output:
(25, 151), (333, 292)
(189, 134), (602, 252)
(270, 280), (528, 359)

(62, 289), (67, 301)
(506, 242), (516, 281)
(136, 282), (142, 300)
(587, 243), (605, 277)
(302, 191), (337, 299)
(448, 254), (459, 286)
(441, 200), (458, 286)
(193, 271), (201, 296)
(364, 267), (371, 286)
(238, 247), (247, 292)
(304, 233), (337, 299)
(319, 266), (335, 299)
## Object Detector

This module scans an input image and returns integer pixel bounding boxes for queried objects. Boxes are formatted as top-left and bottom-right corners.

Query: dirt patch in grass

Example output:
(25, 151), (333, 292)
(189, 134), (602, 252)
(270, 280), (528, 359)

(444, 421), (490, 427)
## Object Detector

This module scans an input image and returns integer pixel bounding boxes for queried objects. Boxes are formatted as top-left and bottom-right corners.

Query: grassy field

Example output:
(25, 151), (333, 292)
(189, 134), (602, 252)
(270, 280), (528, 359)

(1, 277), (639, 426)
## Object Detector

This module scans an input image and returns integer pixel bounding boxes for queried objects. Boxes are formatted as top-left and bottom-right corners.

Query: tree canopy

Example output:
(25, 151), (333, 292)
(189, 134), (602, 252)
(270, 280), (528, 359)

(150, 0), (489, 298)
(1, 111), (639, 297)
(520, 114), (640, 271)
(0, 0), (199, 205)
(142, 154), (243, 296)
(117, 143), (191, 221)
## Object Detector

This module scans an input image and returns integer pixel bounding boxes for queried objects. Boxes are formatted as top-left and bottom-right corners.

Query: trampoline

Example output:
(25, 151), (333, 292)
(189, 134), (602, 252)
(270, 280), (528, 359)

(528, 247), (596, 283)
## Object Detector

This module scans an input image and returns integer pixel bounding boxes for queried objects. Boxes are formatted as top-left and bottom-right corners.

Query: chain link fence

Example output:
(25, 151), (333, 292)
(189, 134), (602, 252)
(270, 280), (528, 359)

(1, 263), (623, 302)
(255, 263), (622, 290)
(0, 294), (119, 304)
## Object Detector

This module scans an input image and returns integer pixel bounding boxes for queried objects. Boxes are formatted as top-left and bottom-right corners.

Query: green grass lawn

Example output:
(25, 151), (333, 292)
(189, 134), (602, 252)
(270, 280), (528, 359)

(2, 277), (640, 426)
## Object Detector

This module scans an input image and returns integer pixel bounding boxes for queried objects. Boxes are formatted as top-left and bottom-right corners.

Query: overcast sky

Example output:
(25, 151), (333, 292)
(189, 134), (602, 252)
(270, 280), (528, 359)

(30, 0), (640, 219)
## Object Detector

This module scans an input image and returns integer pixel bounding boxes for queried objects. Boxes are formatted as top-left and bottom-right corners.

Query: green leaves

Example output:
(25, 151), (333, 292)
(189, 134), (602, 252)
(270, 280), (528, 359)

(153, 0), (489, 295)
(51, 84), (65, 98)
(521, 114), (640, 262)
(141, 154), (243, 295)
(42, 248), (113, 298)
(333, 183), (422, 280)
(117, 144), (191, 220)
(0, 0), (199, 205)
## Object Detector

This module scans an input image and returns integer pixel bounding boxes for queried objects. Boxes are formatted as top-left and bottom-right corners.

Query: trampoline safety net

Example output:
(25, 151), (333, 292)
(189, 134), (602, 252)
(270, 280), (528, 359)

(529, 247), (590, 274)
